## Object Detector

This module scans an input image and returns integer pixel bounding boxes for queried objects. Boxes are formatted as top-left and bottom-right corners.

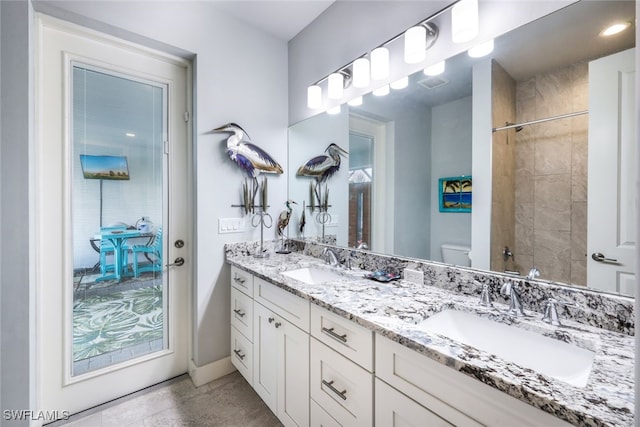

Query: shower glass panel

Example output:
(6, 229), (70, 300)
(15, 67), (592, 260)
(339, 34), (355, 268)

(71, 65), (167, 376)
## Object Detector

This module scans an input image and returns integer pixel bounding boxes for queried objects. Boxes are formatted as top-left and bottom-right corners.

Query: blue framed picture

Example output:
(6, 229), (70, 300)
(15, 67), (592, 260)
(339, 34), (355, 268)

(439, 176), (472, 212)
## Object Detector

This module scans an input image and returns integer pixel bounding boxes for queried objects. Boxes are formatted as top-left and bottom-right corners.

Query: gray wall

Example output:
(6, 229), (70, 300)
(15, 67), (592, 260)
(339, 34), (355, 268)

(430, 96), (473, 262)
(1, 0), (34, 421)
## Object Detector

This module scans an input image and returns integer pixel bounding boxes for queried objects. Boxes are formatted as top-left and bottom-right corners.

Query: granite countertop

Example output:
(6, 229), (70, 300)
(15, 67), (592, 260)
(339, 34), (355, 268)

(226, 251), (634, 427)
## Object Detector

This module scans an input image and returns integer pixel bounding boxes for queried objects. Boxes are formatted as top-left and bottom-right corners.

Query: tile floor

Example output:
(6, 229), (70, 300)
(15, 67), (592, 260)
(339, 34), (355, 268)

(49, 371), (281, 427)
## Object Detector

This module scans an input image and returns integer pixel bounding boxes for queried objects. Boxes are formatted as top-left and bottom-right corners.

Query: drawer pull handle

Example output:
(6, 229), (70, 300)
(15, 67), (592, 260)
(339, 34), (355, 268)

(233, 309), (246, 317)
(322, 379), (347, 401)
(321, 327), (348, 343)
(234, 276), (246, 285)
(233, 349), (246, 360)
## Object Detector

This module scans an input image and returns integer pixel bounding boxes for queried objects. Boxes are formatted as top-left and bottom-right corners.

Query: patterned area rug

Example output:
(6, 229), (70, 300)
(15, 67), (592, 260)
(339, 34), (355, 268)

(73, 285), (164, 361)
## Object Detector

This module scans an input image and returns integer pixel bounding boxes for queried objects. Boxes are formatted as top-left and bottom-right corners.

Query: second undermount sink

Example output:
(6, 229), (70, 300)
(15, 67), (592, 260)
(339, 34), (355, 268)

(417, 309), (595, 388)
(281, 266), (345, 285)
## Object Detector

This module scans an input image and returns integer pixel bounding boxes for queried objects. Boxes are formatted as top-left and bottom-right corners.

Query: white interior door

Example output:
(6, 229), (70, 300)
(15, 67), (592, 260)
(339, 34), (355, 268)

(36, 15), (191, 417)
(587, 48), (635, 296)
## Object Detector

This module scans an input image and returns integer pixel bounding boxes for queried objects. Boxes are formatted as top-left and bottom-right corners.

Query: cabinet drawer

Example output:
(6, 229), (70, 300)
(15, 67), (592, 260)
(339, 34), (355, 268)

(231, 325), (253, 386)
(254, 276), (309, 332)
(310, 304), (373, 371)
(375, 378), (453, 427)
(231, 265), (253, 297)
(310, 338), (373, 427)
(375, 334), (571, 427)
(311, 398), (343, 427)
(231, 286), (253, 341)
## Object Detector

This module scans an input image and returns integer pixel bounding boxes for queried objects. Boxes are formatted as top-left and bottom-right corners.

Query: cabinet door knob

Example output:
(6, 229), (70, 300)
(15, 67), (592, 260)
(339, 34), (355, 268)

(275, 321), (282, 328)
(268, 317), (275, 323)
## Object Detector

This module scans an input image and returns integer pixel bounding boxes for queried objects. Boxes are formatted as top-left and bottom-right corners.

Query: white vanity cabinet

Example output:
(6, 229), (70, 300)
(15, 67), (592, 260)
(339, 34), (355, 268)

(375, 334), (572, 427)
(230, 266), (254, 385)
(309, 305), (374, 427)
(253, 276), (310, 427)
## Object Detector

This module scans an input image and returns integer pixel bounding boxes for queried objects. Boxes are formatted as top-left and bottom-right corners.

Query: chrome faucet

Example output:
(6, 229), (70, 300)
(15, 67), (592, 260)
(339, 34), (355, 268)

(527, 266), (540, 281)
(500, 282), (524, 316)
(322, 248), (340, 266)
(478, 282), (493, 307)
(542, 298), (574, 326)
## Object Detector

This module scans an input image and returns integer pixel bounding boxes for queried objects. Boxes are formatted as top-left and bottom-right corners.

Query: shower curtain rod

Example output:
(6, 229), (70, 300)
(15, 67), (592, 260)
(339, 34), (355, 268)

(492, 110), (589, 132)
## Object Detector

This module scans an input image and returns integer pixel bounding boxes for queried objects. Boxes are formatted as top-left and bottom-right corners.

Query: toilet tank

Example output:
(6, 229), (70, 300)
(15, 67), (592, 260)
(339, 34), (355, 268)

(441, 243), (471, 266)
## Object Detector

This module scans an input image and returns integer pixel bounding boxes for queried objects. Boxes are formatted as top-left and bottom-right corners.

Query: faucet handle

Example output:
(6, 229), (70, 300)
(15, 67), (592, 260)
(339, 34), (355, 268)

(477, 282), (493, 307)
(542, 298), (573, 327)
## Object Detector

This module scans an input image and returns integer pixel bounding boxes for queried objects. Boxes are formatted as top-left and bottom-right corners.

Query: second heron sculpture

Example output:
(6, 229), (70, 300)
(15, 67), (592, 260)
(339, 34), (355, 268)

(276, 199), (297, 254)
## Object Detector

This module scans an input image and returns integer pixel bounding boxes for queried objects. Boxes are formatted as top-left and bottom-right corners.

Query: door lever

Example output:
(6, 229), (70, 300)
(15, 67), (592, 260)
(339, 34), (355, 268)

(591, 252), (618, 263)
(166, 257), (185, 267)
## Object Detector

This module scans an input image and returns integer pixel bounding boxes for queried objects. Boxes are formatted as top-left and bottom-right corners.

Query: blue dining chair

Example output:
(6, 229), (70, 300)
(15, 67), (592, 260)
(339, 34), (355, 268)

(131, 228), (163, 277)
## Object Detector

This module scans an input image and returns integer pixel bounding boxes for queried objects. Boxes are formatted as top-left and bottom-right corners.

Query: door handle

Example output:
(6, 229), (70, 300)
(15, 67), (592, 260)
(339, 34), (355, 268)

(166, 257), (185, 267)
(591, 253), (618, 264)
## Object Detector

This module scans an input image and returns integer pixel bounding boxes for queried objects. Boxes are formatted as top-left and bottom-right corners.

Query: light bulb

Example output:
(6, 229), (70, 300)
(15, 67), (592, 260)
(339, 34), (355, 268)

(404, 26), (426, 64)
(390, 77), (409, 90)
(348, 96), (363, 106)
(468, 39), (494, 58)
(373, 85), (390, 96)
(352, 58), (370, 88)
(424, 60), (445, 76)
(370, 47), (389, 80)
(307, 85), (322, 109)
(328, 73), (344, 99)
(452, 0), (478, 44)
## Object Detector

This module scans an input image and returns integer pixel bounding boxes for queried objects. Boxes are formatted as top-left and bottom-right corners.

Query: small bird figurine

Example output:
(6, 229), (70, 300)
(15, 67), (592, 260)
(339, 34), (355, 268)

(277, 200), (297, 236)
(212, 123), (283, 179)
(296, 143), (348, 183)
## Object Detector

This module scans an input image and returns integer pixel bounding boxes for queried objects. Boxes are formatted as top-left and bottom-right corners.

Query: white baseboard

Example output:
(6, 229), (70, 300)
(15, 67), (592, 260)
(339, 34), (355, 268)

(188, 356), (236, 387)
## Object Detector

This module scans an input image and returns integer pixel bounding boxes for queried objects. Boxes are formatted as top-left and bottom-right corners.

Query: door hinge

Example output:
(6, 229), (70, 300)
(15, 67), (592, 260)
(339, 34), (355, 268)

(183, 111), (190, 122)
(163, 140), (169, 154)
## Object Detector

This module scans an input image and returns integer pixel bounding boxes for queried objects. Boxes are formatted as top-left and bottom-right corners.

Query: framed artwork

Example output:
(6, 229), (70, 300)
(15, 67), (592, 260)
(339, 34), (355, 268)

(439, 176), (472, 212)
(80, 154), (130, 180)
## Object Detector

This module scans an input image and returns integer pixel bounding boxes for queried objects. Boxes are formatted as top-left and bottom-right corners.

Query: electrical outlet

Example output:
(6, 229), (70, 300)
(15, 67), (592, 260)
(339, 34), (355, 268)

(404, 268), (424, 285)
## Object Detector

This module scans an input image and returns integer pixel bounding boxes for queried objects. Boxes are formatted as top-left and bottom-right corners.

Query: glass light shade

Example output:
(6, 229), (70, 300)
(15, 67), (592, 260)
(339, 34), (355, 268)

(327, 105), (341, 115)
(468, 39), (494, 58)
(600, 22), (631, 37)
(424, 60), (445, 76)
(307, 85), (322, 109)
(373, 84), (390, 96)
(390, 77), (409, 90)
(370, 47), (389, 80)
(348, 96), (363, 106)
(404, 26), (426, 64)
(452, 0), (478, 43)
(328, 72), (344, 99)
(352, 58), (370, 88)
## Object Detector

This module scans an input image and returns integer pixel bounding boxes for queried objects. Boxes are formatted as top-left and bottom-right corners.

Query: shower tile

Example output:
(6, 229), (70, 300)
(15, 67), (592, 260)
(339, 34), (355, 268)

(534, 229), (571, 284)
(571, 260), (587, 287)
(572, 62), (588, 87)
(536, 68), (573, 118)
(571, 201), (588, 261)
(515, 222), (533, 256)
(534, 175), (571, 232)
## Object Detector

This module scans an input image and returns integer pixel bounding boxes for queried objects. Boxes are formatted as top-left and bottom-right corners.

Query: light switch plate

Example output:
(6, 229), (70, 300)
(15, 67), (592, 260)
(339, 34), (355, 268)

(404, 268), (424, 285)
(218, 218), (244, 234)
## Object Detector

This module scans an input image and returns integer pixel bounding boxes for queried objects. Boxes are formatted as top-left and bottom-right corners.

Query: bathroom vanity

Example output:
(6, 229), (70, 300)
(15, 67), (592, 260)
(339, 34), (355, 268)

(226, 241), (634, 427)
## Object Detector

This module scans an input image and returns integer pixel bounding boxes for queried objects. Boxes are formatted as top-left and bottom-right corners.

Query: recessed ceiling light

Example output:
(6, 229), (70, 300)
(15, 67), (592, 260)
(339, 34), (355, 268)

(600, 21), (631, 37)
(125, 132), (136, 137)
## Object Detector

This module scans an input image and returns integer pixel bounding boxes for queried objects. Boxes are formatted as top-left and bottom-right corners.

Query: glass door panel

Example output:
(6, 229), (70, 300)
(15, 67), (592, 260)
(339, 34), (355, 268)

(71, 65), (167, 376)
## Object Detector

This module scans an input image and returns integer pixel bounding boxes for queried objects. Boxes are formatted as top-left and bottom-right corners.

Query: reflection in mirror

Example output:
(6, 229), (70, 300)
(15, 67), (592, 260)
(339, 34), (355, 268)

(287, 0), (635, 296)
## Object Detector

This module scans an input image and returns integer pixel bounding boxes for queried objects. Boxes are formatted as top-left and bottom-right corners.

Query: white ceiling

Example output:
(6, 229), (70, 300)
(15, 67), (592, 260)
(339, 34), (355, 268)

(208, 0), (335, 41)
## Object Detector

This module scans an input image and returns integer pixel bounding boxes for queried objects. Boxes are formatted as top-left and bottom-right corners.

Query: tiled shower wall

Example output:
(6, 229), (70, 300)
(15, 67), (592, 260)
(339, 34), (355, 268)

(513, 62), (588, 286)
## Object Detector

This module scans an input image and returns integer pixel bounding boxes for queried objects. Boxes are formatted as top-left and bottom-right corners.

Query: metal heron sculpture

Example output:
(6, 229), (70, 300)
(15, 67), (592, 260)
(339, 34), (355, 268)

(212, 122), (283, 179)
(296, 143), (348, 183)
(276, 200), (297, 254)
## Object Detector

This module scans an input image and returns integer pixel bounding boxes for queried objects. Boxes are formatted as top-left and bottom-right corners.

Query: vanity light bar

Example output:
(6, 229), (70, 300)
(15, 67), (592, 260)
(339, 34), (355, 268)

(306, 0), (474, 110)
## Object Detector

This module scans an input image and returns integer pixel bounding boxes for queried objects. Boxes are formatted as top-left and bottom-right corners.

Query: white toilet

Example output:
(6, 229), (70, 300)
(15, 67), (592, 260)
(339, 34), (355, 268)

(441, 243), (471, 266)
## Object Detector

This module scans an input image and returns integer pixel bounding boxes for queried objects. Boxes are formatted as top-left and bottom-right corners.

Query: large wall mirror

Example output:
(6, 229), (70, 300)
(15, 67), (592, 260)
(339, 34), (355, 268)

(287, 0), (635, 296)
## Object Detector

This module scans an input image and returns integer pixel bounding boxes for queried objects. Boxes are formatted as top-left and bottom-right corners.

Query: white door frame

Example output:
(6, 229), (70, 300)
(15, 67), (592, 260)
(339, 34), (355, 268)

(35, 14), (193, 419)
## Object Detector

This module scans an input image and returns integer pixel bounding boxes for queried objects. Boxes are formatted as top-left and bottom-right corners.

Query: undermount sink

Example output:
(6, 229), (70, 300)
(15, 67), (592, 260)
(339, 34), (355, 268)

(281, 266), (345, 285)
(417, 309), (595, 388)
